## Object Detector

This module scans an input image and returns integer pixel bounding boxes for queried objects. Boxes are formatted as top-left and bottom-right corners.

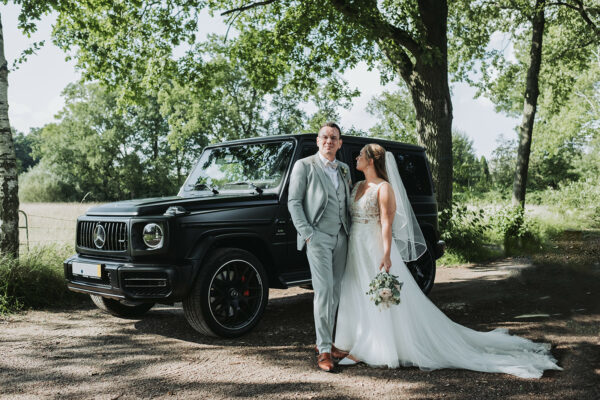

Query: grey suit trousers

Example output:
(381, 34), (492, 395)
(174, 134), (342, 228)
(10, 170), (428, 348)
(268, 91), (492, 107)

(306, 227), (348, 354)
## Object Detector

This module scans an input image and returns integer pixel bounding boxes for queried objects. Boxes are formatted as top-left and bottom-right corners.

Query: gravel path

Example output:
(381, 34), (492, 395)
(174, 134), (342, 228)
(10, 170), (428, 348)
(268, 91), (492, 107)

(1, 232), (599, 399)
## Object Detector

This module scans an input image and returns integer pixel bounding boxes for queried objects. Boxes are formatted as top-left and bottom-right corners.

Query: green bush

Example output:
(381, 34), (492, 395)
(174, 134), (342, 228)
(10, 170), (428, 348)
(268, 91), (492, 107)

(439, 203), (498, 262)
(19, 162), (79, 202)
(539, 178), (600, 219)
(0, 244), (83, 314)
(490, 206), (542, 253)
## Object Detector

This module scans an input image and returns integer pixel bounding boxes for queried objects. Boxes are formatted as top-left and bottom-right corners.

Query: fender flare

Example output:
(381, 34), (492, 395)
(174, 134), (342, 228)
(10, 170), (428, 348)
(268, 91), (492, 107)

(185, 232), (278, 296)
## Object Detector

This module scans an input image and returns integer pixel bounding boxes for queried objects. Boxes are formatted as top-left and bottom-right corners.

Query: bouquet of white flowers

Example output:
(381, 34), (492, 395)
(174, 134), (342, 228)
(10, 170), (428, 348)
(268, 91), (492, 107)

(366, 271), (403, 309)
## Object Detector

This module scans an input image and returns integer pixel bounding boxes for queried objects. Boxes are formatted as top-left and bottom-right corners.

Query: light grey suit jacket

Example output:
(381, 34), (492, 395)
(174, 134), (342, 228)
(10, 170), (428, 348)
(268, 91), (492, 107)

(287, 153), (352, 250)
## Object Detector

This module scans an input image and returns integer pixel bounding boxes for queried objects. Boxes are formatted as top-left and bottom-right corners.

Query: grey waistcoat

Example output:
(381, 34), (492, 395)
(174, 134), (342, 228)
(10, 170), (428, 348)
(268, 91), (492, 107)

(314, 167), (349, 236)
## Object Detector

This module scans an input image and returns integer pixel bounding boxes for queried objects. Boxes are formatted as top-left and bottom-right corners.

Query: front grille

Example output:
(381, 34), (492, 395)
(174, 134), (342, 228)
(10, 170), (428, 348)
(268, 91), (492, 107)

(78, 221), (128, 251)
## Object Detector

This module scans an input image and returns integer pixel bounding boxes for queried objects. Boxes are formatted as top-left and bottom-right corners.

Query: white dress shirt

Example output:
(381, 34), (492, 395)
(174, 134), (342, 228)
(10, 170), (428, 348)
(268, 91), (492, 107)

(318, 152), (339, 190)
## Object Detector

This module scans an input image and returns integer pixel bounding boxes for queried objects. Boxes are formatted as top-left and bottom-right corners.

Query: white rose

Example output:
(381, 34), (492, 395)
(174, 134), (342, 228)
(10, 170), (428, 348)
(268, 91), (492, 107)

(379, 288), (393, 299)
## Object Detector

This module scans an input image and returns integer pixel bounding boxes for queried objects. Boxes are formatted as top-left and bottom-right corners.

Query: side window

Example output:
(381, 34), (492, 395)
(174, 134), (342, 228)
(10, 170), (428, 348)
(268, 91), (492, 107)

(300, 144), (318, 159)
(393, 151), (433, 196)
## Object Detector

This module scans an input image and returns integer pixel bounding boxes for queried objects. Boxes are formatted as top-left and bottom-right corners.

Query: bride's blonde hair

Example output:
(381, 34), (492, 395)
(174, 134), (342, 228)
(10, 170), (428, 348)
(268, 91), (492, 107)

(362, 143), (389, 182)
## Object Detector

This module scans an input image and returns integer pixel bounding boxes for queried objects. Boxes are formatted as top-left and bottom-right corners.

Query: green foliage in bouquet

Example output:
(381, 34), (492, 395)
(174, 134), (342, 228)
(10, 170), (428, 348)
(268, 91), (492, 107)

(366, 272), (403, 308)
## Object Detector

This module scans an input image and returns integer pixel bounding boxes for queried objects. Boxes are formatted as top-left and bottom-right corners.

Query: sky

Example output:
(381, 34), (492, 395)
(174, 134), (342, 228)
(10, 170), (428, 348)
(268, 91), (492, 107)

(1, 4), (520, 158)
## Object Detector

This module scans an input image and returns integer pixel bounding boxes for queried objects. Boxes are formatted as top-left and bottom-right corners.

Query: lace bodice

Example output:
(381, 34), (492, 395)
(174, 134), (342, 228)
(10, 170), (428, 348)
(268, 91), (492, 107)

(351, 180), (384, 224)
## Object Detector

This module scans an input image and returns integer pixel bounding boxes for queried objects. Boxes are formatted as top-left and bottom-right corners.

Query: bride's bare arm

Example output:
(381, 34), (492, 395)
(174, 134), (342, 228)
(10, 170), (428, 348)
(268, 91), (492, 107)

(378, 182), (397, 272)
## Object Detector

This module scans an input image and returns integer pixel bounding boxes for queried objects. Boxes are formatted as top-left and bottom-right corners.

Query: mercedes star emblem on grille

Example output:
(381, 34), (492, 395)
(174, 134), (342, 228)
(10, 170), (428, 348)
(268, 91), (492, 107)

(93, 224), (106, 249)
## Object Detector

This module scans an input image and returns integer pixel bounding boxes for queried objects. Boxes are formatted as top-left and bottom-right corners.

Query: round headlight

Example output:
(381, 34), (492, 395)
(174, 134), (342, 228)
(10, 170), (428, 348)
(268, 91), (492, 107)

(142, 223), (164, 249)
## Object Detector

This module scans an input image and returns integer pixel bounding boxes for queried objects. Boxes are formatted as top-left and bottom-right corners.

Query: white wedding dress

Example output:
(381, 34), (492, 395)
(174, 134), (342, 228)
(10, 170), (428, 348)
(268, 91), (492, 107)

(334, 180), (563, 379)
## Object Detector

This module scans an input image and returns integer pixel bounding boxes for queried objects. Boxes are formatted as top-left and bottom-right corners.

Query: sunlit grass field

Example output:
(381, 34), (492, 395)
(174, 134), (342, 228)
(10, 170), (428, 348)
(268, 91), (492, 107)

(18, 201), (593, 255)
(18, 203), (103, 250)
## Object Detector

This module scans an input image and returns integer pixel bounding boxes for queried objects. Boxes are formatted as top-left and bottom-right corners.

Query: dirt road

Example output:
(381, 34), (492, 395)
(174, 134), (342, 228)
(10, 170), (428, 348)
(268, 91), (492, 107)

(1, 232), (599, 399)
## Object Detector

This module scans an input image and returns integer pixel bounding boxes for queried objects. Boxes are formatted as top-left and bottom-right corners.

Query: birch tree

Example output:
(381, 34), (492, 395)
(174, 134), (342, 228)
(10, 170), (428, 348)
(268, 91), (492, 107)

(0, 14), (19, 256)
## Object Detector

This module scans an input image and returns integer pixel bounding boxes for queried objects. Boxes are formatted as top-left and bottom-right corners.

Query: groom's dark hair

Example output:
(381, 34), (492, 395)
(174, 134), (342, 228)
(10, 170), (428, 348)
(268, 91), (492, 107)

(319, 122), (341, 136)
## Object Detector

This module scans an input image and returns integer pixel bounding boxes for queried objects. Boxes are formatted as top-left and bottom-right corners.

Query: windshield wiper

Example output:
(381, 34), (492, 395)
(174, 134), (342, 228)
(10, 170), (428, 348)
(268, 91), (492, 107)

(229, 182), (263, 195)
(193, 183), (219, 194)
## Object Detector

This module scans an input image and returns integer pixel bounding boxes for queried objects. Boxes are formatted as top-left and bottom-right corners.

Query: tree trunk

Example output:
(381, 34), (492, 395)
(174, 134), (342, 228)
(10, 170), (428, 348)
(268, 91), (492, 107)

(329, 0), (453, 211)
(0, 15), (20, 257)
(407, 65), (453, 211)
(512, 0), (545, 207)
(379, 0), (453, 211)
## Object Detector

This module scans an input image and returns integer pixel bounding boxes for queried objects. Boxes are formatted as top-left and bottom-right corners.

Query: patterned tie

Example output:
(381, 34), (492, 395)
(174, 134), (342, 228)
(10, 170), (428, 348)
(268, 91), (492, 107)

(327, 160), (338, 170)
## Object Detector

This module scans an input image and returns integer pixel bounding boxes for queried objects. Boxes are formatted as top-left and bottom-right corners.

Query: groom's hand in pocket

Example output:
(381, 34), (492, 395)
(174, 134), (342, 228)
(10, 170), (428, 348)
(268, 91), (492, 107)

(305, 233), (313, 244)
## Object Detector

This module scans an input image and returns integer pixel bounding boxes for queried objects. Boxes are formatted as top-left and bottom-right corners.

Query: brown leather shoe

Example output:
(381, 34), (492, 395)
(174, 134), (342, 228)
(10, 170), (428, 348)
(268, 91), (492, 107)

(314, 345), (349, 360)
(317, 352), (335, 372)
(331, 345), (349, 360)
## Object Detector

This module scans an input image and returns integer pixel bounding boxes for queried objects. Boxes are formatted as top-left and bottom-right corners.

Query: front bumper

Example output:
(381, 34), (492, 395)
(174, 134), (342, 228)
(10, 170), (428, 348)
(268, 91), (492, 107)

(64, 255), (193, 301)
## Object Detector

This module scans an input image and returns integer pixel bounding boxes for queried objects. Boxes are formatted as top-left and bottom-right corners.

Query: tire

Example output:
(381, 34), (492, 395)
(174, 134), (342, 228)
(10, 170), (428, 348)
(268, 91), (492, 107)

(406, 241), (436, 295)
(90, 295), (154, 318)
(183, 248), (269, 338)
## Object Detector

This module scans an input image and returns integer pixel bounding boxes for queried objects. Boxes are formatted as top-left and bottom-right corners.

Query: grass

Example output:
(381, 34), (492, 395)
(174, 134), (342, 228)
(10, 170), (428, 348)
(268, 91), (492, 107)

(19, 202), (102, 248)
(438, 197), (598, 267)
(0, 243), (85, 314)
(0, 202), (100, 314)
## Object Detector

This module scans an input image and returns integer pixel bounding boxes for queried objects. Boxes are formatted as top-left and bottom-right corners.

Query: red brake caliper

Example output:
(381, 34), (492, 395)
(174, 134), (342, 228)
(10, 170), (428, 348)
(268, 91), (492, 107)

(242, 276), (249, 296)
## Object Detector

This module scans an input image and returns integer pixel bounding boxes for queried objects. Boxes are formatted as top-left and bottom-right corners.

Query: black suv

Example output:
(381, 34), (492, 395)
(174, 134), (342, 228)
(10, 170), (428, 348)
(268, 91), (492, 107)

(65, 134), (444, 337)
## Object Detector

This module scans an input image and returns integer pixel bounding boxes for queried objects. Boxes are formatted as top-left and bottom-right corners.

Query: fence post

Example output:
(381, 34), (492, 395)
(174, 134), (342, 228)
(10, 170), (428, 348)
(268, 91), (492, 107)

(19, 210), (29, 251)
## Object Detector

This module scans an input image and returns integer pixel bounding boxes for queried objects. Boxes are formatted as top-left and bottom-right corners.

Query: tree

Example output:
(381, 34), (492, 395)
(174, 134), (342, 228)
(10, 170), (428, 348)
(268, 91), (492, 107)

(13, 129), (39, 174)
(489, 135), (518, 190)
(452, 130), (483, 192)
(533, 46), (600, 183)
(18, 159), (78, 202)
(480, 156), (491, 186)
(366, 86), (418, 144)
(158, 36), (315, 155)
(304, 80), (358, 133)
(0, 14), (19, 256)
(50, 0), (455, 210)
(0, 0), (71, 256)
(451, 0), (600, 206)
(33, 82), (180, 201)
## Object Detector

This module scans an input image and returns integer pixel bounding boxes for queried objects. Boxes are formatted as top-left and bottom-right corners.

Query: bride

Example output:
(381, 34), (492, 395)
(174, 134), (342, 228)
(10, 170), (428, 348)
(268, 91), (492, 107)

(334, 143), (562, 379)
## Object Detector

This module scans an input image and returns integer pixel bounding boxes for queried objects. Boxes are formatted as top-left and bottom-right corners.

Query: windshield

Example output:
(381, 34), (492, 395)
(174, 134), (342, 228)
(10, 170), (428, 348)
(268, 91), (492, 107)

(179, 140), (295, 196)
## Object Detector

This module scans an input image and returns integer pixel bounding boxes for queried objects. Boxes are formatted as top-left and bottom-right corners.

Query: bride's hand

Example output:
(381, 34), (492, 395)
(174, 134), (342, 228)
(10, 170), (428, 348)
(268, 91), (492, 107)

(379, 256), (392, 273)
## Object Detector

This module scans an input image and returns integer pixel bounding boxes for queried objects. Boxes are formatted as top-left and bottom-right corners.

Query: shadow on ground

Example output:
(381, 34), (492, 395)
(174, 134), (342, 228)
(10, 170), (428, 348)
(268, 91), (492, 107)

(0, 231), (598, 399)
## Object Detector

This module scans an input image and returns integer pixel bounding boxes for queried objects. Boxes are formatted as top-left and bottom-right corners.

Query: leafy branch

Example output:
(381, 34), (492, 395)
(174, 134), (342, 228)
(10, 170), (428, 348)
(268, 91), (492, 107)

(220, 0), (277, 16)
(10, 40), (45, 70)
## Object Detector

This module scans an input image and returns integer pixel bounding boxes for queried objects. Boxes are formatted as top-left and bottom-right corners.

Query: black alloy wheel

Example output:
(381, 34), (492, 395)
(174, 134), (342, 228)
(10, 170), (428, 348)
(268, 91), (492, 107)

(406, 241), (436, 294)
(183, 248), (269, 338)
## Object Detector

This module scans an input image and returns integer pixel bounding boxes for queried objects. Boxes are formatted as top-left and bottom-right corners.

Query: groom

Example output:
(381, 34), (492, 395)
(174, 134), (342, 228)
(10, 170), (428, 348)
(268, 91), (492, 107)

(288, 122), (352, 372)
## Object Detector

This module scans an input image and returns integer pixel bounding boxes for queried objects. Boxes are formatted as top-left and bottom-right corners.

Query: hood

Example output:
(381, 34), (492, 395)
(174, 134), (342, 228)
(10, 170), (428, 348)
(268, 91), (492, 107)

(85, 192), (278, 217)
